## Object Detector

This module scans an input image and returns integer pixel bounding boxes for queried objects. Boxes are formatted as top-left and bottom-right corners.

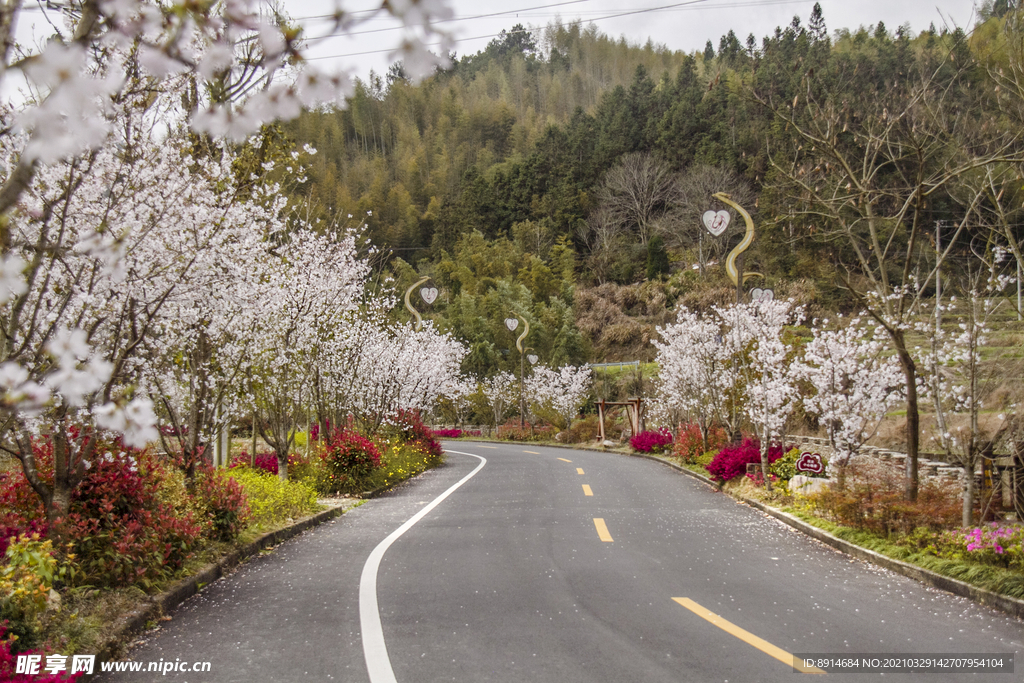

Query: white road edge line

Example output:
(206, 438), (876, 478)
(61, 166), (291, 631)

(359, 450), (487, 683)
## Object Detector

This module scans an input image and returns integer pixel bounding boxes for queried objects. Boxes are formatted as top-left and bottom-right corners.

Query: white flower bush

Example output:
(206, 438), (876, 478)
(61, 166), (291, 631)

(525, 364), (592, 431)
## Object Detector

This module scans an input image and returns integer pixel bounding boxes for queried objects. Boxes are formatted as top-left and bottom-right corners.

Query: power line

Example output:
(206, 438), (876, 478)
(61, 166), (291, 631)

(291, 0), (595, 27)
(304, 0), (809, 61)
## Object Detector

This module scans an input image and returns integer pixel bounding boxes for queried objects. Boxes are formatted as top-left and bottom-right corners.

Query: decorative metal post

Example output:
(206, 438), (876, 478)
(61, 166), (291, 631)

(710, 192), (762, 302)
(505, 315), (530, 429)
(405, 276), (438, 331)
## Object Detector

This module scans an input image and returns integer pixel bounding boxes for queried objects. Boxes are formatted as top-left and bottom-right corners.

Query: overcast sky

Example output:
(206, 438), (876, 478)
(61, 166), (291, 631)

(287, 0), (980, 81)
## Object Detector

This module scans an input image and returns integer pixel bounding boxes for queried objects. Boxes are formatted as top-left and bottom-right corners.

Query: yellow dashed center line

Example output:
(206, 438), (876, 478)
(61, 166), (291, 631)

(672, 598), (826, 674)
(582, 484), (593, 496)
(576, 468), (584, 475)
(476, 445), (497, 449)
(523, 450), (540, 454)
(593, 518), (613, 542)
(557, 457), (572, 462)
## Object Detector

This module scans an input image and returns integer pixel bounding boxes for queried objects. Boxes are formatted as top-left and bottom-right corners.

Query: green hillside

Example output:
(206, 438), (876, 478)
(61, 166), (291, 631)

(284, 4), (1024, 379)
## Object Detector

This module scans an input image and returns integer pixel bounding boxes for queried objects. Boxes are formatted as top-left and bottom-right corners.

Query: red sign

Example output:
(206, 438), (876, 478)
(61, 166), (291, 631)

(796, 452), (825, 475)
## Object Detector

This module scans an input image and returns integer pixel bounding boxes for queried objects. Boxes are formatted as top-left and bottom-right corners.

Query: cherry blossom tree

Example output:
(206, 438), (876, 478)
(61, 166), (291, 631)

(247, 228), (370, 479)
(918, 278), (1013, 525)
(0, 0), (458, 526)
(800, 317), (904, 486)
(653, 306), (731, 451)
(435, 375), (477, 428)
(482, 371), (517, 432)
(525, 364), (592, 431)
(717, 299), (804, 490)
(0, 123), (239, 523)
(348, 321), (467, 435)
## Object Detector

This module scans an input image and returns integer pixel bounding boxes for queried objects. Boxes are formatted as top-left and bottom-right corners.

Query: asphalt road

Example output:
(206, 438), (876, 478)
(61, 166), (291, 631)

(99, 443), (1024, 682)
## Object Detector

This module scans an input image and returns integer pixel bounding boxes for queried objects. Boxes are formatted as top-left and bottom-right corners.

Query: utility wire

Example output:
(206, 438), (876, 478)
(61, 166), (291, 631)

(291, 0), (596, 25)
(304, 0), (807, 61)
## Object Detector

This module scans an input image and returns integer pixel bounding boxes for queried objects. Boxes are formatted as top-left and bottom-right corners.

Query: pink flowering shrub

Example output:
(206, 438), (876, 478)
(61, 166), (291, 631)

(431, 428), (464, 439)
(1, 623), (81, 682)
(229, 451), (279, 476)
(705, 439), (787, 482)
(630, 428), (673, 454)
(944, 524), (1024, 570)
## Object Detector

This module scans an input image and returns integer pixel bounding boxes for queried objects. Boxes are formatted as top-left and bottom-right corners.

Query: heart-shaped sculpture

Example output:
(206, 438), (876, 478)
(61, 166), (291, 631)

(702, 209), (730, 236)
(420, 287), (438, 305)
(505, 318), (519, 332)
(750, 288), (775, 304)
(527, 354), (538, 365)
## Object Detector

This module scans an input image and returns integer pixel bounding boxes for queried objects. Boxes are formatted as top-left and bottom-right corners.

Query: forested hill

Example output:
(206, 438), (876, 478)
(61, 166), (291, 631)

(284, 3), (1023, 376)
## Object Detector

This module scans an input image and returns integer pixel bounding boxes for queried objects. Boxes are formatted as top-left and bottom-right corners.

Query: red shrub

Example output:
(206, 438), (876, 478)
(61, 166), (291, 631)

(65, 451), (203, 587)
(807, 458), (961, 535)
(0, 467), (48, 557)
(630, 428), (673, 453)
(496, 421), (552, 442)
(321, 429), (381, 488)
(192, 466), (249, 542)
(673, 423), (728, 463)
(229, 451), (278, 476)
(431, 428), (463, 439)
(705, 439), (788, 482)
(392, 410), (443, 457)
(0, 437), (208, 589)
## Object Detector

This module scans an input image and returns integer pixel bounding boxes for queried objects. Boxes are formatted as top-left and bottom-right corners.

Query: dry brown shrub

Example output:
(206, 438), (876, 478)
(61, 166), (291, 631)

(575, 282), (672, 361)
(807, 457), (961, 535)
(677, 282), (735, 313)
(603, 322), (644, 346)
(563, 415), (618, 443)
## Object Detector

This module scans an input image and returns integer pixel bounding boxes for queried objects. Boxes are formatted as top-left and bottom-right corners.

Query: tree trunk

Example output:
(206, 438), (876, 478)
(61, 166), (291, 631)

(760, 426), (773, 491)
(893, 337), (920, 501)
(277, 449), (289, 481)
(963, 462), (975, 527)
(699, 415), (709, 453)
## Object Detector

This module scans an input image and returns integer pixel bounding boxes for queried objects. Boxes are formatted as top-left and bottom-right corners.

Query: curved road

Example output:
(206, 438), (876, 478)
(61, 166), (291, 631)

(101, 443), (1023, 682)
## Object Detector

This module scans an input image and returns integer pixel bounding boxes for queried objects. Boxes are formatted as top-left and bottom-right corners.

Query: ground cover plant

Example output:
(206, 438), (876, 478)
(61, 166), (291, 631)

(784, 510), (1024, 600)
(342, 439), (446, 494)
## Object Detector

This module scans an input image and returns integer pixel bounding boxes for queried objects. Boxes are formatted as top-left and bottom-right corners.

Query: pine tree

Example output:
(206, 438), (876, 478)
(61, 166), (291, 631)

(809, 3), (827, 43)
(703, 40), (715, 63)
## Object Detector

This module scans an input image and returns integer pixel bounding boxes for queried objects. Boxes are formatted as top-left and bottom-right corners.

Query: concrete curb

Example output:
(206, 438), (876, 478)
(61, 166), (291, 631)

(95, 504), (347, 663)
(455, 439), (1024, 622)
(736, 495), (1024, 621)
(633, 449), (1024, 621)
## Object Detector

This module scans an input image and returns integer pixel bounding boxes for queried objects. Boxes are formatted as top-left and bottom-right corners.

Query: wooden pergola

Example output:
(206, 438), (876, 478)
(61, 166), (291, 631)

(595, 398), (644, 442)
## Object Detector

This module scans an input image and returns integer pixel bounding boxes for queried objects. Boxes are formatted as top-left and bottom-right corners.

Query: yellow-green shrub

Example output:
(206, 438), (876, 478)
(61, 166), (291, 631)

(229, 469), (321, 528)
(1, 535), (69, 651)
(343, 440), (444, 493)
